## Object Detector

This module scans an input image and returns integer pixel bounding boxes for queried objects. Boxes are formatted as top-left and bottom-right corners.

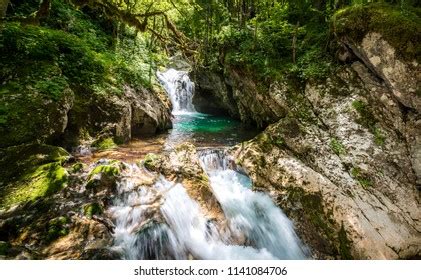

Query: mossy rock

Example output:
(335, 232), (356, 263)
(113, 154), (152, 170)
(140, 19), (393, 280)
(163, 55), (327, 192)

(0, 60), (74, 148)
(338, 223), (353, 260)
(0, 144), (70, 209)
(46, 216), (70, 242)
(91, 137), (117, 151)
(333, 4), (421, 61)
(88, 162), (121, 180)
(83, 202), (103, 218)
(85, 161), (122, 193)
(351, 167), (373, 189)
(70, 162), (86, 173)
(143, 153), (162, 171)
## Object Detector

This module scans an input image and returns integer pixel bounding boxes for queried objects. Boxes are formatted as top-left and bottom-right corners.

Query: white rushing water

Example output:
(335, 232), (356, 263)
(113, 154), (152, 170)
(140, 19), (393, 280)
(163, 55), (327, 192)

(110, 164), (276, 260)
(199, 150), (308, 260)
(157, 69), (196, 114)
(110, 69), (307, 260)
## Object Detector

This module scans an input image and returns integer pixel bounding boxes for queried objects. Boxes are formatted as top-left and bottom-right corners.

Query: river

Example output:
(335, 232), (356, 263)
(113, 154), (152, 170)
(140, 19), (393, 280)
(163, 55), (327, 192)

(107, 68), (308, 260)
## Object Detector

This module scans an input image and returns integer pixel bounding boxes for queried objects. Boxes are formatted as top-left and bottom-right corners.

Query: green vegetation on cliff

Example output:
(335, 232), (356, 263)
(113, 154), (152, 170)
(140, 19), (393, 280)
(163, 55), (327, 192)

(0, 0), (166, 148)
(333, 3), (421, 61)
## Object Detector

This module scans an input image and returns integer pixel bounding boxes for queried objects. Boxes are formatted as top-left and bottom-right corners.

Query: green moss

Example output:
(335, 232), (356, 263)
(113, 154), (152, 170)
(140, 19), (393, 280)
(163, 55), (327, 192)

(287, 187), (336, 241)
(143, 153), (161, 171)
(2, 163), (67, 207)
(46, 216), (70, 242)
(351, 167), (373, 188)
(338, 223), (353, 260)
(330, 138), (346, 155)
(92, 137), (117, 151)
(0, 241), (9, 255)
(86, 161), (121, 191)
(0, 66), (73, 147)
(333, 4), (421, 61)
(352, 100), (386, 146)
(352, 100), (376, 128)
(253, 132), (279, 154)
(88, 163), (120, 180)
(83, 202), (103, 218)
(71, 162), (86, 173)
(373, 127), (386, 146)
(0, 144), (70, 209)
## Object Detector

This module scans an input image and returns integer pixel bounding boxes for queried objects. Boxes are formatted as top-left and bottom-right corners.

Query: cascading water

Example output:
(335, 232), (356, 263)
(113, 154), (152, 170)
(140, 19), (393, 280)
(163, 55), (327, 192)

(198, 150), (308, 259)
(110, 68), (308, 260)
(111, 165), (277, 260)
(157, 69), (196, 113)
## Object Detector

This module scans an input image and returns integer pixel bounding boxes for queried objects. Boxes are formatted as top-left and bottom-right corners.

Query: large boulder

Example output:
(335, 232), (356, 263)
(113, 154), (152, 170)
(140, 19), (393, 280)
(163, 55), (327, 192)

(64, 84), (172, 147)
(142, 143), (224, 221)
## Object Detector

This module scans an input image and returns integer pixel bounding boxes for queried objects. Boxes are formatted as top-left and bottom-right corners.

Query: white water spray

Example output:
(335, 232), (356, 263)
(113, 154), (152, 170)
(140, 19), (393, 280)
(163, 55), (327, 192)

(199, 150), (308, 260)
(157, 69), (196, 114)
(111, 165), (277, 260)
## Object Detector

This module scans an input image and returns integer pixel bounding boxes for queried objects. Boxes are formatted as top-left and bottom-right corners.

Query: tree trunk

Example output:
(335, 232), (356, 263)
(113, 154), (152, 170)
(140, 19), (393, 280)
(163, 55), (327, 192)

(0, 0), (10, 18)
(35, 0), (52, 20)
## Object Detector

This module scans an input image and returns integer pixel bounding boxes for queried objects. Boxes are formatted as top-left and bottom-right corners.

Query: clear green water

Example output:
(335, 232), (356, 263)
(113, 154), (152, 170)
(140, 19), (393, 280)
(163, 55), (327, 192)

(165, 113), (259, 148)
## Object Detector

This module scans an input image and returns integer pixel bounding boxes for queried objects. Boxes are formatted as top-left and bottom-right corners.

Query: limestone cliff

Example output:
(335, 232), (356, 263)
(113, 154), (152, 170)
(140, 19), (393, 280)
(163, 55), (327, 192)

(195, 29), (420, 259)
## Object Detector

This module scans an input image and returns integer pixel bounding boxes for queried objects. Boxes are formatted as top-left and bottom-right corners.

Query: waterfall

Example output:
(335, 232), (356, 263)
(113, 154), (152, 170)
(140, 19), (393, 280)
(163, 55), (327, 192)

(110, 67), (307, 260)
(198, 150), (308, 260)
(111, 152), (307, 260)
(157, 69), (196, 114)
(111, 165), (276, 260)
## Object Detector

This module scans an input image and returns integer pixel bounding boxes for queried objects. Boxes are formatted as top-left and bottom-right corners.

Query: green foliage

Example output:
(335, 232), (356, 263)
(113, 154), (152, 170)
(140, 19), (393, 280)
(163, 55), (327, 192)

(330, 138), (346, 155)
(351, 167), (373, 188)
(0, 0), (160, 97)
(83, 202), (103, 218)
(333, 3), (421, 61)
(0, 0), (165, 148)
(46, 216), (70, 242)
(373, 127), (386, 146)
(180, 1), (336, 82)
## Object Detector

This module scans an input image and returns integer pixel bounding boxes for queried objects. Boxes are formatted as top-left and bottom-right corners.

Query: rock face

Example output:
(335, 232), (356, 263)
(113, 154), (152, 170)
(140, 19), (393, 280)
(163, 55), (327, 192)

(64, 85), (172, 147)
(224, 32), (420, 259)
(192, 67), (288, 127)
(143, 143), (224, 221)
(0, 78), (74, 148)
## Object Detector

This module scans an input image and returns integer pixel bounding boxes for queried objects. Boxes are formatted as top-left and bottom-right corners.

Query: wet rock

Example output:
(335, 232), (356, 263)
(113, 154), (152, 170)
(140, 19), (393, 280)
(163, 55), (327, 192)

(85, 160), (123, 195)
(43, 216), (114, 260)
(142, 143), (224, 221)
(64, 85), (172, 147)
